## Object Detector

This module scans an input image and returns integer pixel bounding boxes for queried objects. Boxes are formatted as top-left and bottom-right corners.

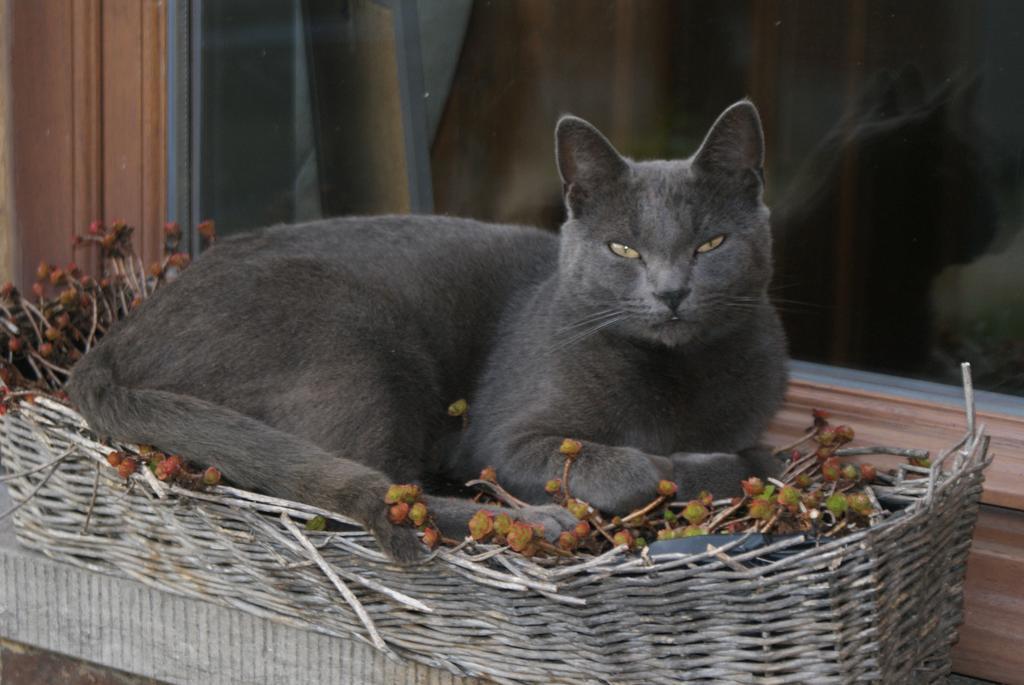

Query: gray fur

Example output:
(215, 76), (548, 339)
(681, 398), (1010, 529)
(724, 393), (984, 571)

(67, 101), (787, 562)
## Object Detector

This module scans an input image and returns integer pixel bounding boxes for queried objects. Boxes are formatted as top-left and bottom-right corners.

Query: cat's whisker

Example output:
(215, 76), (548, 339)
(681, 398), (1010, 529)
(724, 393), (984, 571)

(551, 313), (631, 352)
(556, 309), (624, 334)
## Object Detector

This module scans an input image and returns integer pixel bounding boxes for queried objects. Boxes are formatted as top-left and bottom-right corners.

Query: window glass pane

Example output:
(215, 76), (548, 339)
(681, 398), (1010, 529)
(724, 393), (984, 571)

(195, 0), (1024, 398)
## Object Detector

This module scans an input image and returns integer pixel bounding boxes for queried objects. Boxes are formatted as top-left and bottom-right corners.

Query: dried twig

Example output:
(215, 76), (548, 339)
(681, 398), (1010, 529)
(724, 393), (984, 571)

(463, 479), (528, 509)
(773, 428), (816, 456)
(279, 512), (391, 654)
(81, 461), (101, 533)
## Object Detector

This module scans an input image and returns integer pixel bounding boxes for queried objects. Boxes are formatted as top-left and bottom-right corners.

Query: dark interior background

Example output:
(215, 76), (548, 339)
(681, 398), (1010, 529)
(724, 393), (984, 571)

(197, 0), (1024, 397)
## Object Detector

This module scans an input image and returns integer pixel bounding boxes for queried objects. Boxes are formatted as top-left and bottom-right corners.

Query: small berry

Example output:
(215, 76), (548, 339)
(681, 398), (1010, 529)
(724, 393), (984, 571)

(0, 282), (14, 299)
(748, 498), (774, 520)
(663, 508), (678, 523)
(795, 473), (812, 489)
(559, 438), (583, 456)
(31, 283), (44, 298)
(48, 268), (65, 286)
(101, 234), (117, 249)
(506, 520), (535, 552)
(826, 493), (848, 517)
(697, 490), (713, 507)
(612, 529), (634, 549)
(37, 342), (53, 358)
(478, 466), (497, 483)
(777, 485), (801, 509)
(163, 221), (181, 237)
(148, 262), (163, 278)
(815, 446), (834, 462)
(117, 457), (138, 479)
(384, 484), (421, 504)
(7, 337), (22, 353)
(493, 512), (513, 536)
(557, 531), (578, 551)
(468, 509), (495, 541)
(56, 313), (71, 329)
(848, 493), (872, 516)
(821, 458), (842, 482)
(566, 499), (590, 520)
(35, 261), (50, 281)
(682, 500), (709, 525)
(197, 219), (216, 241)
(544, 478), (561, 495)
(740, 477), (764, 497)
(409, 502), (428, 527)
(202, 466), (221, 486)
(155, 454), (182, 480)
(388, 502), (410, 525)
(447, 398), (468, 417)
(834, 425), (855, 444)
(657, 480), (678, 498)
(841, 464), (860, 482)
(88, 219), (104, 235)
(860, 463), (877, 482)
(573, 520), (591, 538)
(790, 449), (803, 463)
(59, 288), (77, 308)
(681, 525), (708, 538)
(106, 451), (125, 467)
(816, 428), (837, 447)
(421, 526), (440, 549)
(167, 252), (191, 269)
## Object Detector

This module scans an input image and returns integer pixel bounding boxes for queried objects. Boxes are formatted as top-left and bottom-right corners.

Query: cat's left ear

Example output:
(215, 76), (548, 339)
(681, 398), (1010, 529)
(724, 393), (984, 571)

(556, 115), (627, 215)
(692, 100), (766, 187)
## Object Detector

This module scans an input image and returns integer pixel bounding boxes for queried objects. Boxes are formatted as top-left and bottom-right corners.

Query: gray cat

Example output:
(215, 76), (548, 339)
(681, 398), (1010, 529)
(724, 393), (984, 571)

(67, 100), (787, 563)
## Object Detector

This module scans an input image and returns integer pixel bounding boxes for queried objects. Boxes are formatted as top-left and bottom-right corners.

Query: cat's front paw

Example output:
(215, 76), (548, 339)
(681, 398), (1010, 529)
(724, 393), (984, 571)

(568, 450), (666, 515)
(512, 504), (579, 542)
(368, 510), (425, 566)
(670, 450), (781, 500)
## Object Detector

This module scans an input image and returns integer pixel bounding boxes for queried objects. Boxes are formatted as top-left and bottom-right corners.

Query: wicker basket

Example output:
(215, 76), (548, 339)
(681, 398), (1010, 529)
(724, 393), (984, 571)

(0, 394), (991, 684)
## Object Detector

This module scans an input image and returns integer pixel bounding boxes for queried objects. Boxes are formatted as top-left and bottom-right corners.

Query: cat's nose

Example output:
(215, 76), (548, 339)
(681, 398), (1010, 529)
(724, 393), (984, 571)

(654, 288), (690, 312)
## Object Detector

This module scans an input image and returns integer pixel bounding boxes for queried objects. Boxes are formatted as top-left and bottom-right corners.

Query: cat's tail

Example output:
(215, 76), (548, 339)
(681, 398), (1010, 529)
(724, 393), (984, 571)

(65, 345), (421, 563)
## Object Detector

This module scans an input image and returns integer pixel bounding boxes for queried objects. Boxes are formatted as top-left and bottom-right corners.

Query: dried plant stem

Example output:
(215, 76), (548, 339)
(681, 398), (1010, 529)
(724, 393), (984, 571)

(833, 446), (930, 459)
(279, 512), (390, 654)
(16, 301), (47, 343)
(773, 428), (816, 456)
(707, 497), (747, 532)
(620, 495), (668, 525)
(81, 462), (101, 533)
(0, 454), (70, 521)
(463, 479), (528, 509)
(86, 296), (99, 350)
(0, 450), (73, 482)
(589, 515), (617, 546)
(561, 454), (576, 501)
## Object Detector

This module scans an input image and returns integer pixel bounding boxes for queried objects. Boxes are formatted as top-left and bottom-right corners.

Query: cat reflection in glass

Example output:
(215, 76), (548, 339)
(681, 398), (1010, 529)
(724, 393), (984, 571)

(68, 101), (787, 562)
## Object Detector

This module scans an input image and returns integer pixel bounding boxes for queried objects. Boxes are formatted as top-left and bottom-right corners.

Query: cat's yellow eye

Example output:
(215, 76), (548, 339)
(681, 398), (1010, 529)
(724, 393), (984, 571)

(608, 242), (641, 259)
(696, 235), (726, 254)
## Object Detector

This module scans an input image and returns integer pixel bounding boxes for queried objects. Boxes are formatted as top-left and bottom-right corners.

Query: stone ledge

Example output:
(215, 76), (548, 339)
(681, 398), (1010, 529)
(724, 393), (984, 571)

(0, 485), (479, 685)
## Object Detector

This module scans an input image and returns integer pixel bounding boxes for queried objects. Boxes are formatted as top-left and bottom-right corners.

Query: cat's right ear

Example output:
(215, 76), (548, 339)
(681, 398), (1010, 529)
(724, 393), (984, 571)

(555, 115), (627, 216)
